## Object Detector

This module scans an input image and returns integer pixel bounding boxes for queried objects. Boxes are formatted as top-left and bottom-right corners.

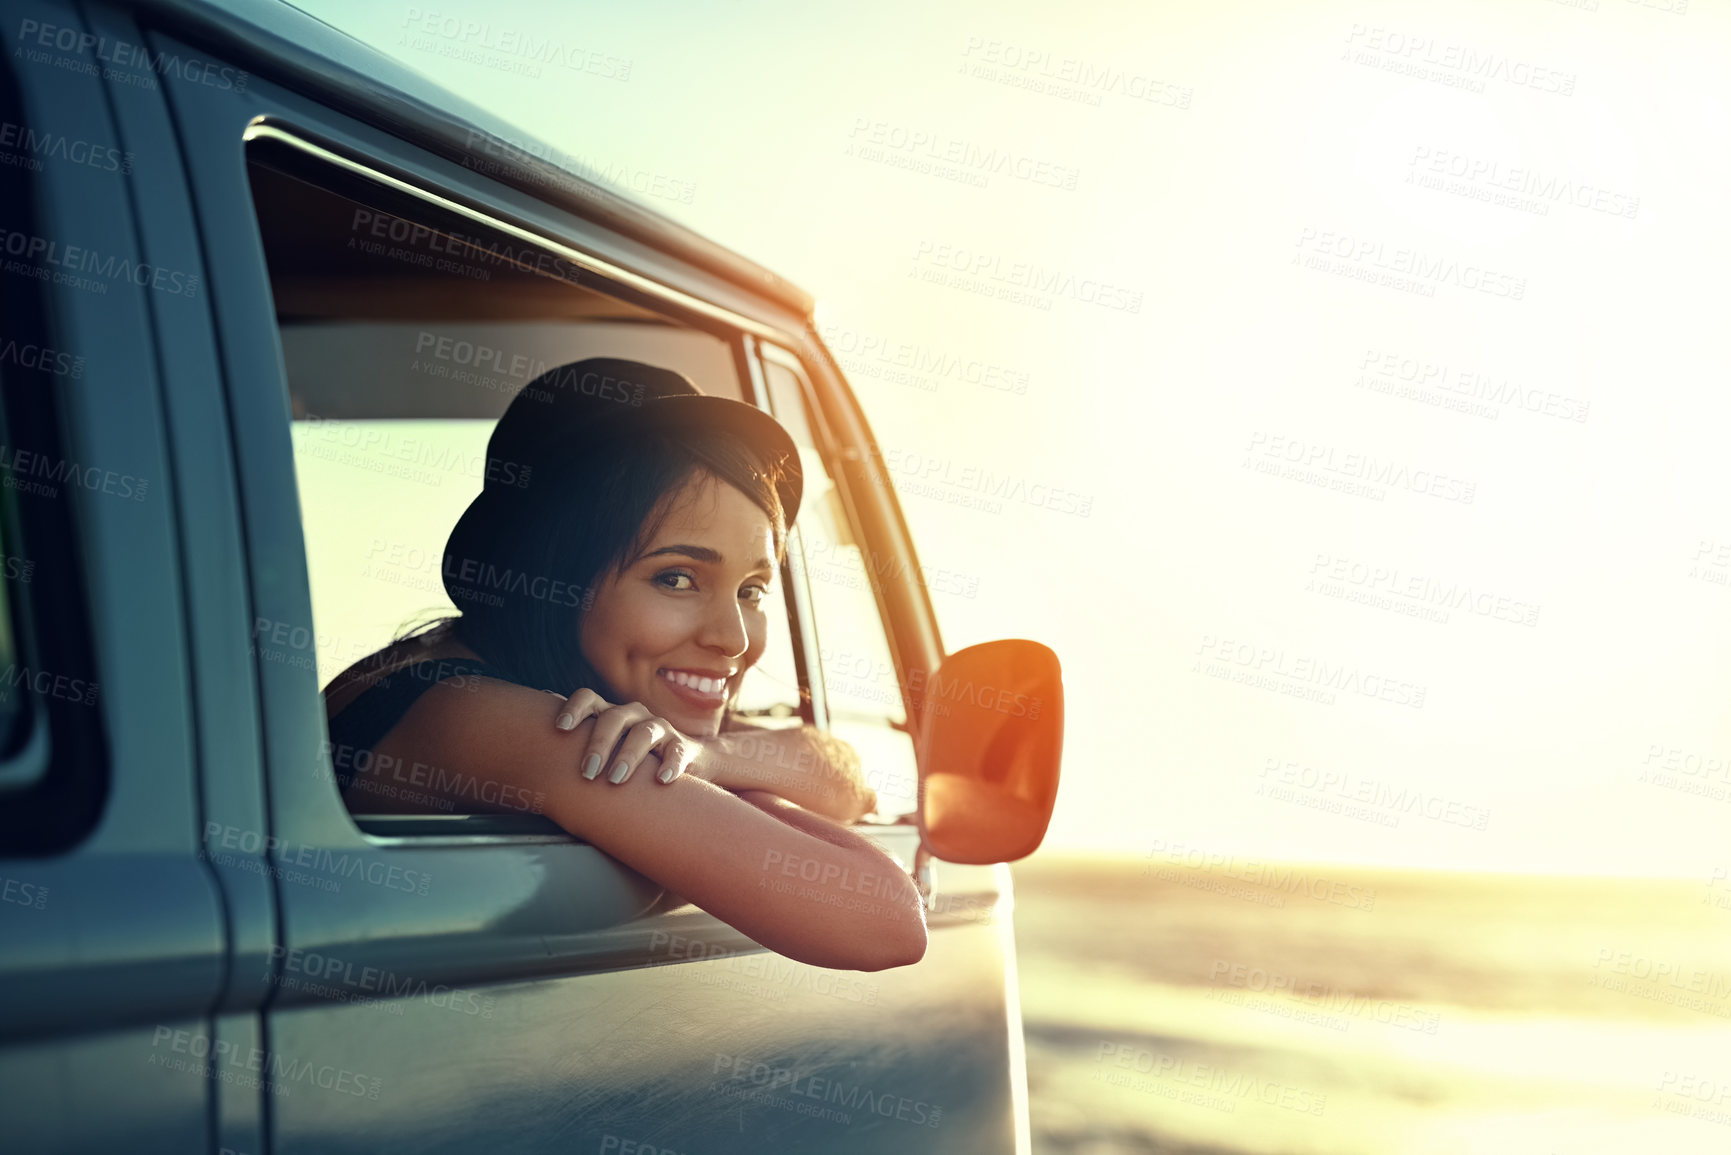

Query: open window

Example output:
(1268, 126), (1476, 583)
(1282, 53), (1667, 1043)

(246, 131), (806, 826)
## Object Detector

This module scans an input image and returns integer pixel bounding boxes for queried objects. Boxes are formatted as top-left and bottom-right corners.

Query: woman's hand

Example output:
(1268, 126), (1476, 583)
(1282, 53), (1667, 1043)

(552, 688), (697, 785)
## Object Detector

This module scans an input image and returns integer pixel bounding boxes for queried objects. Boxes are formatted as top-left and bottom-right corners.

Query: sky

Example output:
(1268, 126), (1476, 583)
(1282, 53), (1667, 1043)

(286, 0), (1731, 876)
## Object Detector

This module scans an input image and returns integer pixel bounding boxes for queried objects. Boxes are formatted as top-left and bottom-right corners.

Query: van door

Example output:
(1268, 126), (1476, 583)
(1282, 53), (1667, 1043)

(152, 32), (1021, 1152)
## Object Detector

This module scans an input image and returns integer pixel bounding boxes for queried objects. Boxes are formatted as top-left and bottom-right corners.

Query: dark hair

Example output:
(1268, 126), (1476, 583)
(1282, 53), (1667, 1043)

(432, 421), (787, 698)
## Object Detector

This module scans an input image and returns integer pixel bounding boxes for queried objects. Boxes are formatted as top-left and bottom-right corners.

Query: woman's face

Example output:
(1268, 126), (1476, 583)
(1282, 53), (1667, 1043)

(579, 472), (778, 738)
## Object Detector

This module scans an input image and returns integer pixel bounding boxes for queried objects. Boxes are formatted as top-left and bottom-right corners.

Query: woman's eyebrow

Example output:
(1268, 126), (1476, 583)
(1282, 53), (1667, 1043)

(643, 544), (722, 563)
(642, 544), (776, 573)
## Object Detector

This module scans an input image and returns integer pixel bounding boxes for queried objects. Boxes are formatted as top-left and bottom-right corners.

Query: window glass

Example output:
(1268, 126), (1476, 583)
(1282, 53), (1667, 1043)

(761, 354), (919, 816)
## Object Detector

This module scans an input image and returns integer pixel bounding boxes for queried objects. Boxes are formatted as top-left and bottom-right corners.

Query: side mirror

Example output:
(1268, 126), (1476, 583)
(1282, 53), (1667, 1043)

(913, 640), (1063, 864)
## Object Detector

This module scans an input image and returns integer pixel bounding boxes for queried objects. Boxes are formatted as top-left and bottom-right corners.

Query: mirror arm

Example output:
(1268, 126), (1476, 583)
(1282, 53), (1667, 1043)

(911, 843), (935, 910)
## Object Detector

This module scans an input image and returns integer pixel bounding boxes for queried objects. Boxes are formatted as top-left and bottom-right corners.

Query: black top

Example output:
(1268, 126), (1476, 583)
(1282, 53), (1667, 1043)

(325, 657), (521, 794)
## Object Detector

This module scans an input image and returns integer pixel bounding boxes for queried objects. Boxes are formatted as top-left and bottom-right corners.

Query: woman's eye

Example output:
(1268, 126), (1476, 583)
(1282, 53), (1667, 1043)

(740, 584), (769, 605)
(655, 571), (696, 591)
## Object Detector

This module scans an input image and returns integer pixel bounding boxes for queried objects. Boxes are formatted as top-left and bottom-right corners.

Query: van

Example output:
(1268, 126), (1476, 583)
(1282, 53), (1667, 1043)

(0, 1), (1063, 1152)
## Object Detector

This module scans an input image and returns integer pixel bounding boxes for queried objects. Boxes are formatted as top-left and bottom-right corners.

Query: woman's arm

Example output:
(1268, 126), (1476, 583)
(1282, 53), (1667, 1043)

(690, 726), (878, 823)
(364, 676), (927, 972)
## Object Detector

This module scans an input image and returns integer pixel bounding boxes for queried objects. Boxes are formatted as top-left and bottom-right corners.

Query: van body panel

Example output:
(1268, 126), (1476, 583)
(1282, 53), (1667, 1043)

(84, 2), (282, 1018)
(8, 7), (195, 860)
(266, 915), (1016, 1155)
(0, 1020), (214, 1154)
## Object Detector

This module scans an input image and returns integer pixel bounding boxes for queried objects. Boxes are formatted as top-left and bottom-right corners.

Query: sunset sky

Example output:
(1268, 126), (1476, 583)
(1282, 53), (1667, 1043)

(290, 0), (1731, 876)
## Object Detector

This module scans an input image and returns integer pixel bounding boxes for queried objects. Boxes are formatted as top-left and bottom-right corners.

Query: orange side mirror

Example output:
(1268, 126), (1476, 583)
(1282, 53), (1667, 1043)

(913, 640), (1063, 864)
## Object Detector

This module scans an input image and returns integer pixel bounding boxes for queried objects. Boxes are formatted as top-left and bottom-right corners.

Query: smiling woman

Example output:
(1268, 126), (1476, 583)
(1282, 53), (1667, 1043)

(320, 357), (918, 968)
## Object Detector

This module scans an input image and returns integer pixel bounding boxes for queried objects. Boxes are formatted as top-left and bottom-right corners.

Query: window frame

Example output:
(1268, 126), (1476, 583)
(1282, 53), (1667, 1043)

(244, 121), (840, 846)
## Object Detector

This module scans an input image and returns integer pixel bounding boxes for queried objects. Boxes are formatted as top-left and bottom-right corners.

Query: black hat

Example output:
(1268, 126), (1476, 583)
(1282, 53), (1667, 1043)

(443, 357), (802, 609)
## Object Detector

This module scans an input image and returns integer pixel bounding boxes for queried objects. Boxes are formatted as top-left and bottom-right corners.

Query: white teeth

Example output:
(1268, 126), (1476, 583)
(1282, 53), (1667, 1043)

(663, 670), (726, 696)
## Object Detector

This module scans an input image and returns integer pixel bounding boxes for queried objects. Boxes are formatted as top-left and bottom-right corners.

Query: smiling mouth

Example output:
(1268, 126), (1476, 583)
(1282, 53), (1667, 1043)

(658, 668), (732, 706)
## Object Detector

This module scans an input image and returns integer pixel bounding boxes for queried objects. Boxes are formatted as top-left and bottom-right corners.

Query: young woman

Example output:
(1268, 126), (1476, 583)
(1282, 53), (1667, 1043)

(322, 358), (926, 972)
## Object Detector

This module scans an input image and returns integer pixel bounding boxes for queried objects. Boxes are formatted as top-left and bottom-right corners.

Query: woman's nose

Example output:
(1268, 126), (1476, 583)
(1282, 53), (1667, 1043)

(697, 595), (749, 657)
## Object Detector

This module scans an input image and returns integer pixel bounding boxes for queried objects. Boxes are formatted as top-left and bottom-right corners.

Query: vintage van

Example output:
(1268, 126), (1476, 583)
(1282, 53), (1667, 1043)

(0, 1), (1062, 1151)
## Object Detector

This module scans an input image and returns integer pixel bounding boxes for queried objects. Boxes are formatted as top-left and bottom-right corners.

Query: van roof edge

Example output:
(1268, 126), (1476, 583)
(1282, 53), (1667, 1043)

(129, 0), (817, 320)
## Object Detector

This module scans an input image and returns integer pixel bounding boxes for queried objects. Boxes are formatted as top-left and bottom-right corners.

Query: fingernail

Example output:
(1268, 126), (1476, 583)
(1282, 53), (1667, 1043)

(609, 761), (631, 784)
(582, 754), (602, 779)
(556, 713), (575, 731)
(657, 765), (676, 784)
